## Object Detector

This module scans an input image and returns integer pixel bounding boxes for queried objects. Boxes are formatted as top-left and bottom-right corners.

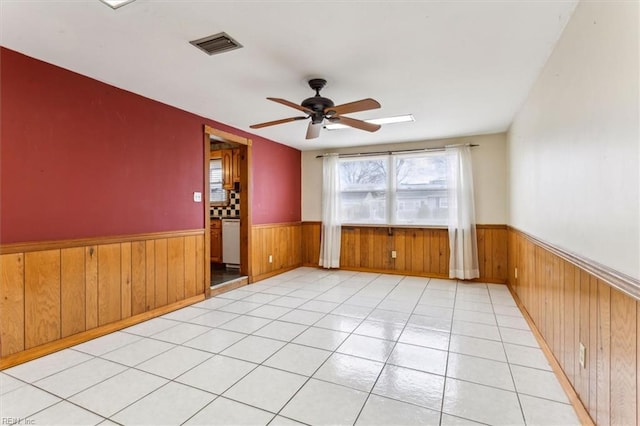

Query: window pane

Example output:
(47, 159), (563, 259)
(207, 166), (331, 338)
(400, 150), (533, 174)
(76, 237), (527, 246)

(339, 158), (387, 223)
(339, 158), (387, 189)
(341, 190), (387, 223)
(394, 154), (448, 225)
(209, 158), (226, 203)
(336, 153), (449, 226)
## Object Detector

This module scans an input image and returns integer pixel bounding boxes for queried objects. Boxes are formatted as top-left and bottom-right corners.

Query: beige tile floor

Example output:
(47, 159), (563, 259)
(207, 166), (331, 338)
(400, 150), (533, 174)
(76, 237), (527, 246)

(1, 267), (581, 425)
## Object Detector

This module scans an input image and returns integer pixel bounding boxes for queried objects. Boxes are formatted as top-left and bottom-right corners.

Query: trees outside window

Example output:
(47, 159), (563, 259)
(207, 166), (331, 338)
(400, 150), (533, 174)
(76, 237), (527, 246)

(338, 153), (448, 226)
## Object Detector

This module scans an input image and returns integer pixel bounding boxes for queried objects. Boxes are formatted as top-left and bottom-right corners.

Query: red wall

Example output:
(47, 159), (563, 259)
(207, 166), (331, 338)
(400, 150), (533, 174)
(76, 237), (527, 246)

(251, 140), (301, 225)
(1, 48), (300, 244)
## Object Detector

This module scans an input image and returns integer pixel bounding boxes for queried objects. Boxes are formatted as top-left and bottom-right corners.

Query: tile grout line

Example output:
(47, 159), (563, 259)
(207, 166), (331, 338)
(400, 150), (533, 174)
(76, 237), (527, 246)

(437, 277), (459, 426)
(264, 271), (391, 424)
(6, 278), (302, 424)
(108, 270), (326, 425)
(1, 270), (370, 424)
(125, 275), (492, 423)
(491, 284), (529, 425)
(4, 269), (573, 425)
(182, 269), (367, 424)
(351, 274), (435, 425)
(235, 271), (416, 423)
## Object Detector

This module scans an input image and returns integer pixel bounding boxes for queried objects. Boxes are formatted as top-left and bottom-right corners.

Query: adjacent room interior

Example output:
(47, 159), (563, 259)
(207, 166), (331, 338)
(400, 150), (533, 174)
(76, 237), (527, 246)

(1, 1), (638, 425)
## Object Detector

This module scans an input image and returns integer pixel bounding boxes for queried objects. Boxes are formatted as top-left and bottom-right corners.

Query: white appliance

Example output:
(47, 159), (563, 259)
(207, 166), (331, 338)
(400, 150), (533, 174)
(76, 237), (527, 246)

(222, 218), (240, 268)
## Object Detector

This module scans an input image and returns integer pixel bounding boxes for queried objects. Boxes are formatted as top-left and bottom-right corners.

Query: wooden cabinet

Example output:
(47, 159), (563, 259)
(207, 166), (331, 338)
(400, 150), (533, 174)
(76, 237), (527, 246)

(232, 148), (241, 184)
(222, 150), (233, 190)
(220, 148), (241, 191)
(210, 219), (222, 262)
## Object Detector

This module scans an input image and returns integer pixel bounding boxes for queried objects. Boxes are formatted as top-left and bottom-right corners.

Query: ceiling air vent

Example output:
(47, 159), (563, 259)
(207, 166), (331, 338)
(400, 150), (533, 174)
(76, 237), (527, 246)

(190, 32), (243, 56)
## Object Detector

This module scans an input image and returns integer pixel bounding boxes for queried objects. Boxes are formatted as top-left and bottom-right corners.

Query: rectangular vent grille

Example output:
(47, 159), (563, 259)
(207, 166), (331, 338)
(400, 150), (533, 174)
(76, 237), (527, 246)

(190, 32), (243, 56)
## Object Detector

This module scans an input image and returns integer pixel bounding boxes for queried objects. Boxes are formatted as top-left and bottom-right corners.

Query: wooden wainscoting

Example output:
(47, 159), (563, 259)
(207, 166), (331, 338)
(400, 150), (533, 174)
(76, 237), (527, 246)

(508, 227), (639, 425)
(301, 222), (507, 283)
(250, 222), (302, 282)
(0, 229), (206, 366)
(301, 222), (321, 269)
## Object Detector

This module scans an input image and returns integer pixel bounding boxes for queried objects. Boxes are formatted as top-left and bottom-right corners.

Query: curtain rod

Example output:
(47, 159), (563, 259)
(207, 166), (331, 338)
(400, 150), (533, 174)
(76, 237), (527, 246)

(315, 143), (479, 159)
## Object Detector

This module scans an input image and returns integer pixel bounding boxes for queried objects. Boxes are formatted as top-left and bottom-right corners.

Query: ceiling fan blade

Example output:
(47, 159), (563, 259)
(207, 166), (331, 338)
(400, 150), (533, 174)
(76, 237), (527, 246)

(250, 116), (306, 129)
(333, 116), (381, 132)
(326, 98), (381, 116)
(306, 122), (322, 139)
(267, 97), (313, 114)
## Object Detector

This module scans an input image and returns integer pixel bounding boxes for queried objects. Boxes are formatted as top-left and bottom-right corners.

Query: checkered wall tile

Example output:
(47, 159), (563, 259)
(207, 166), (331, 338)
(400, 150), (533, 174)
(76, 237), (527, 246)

(210, 190), (240, 218)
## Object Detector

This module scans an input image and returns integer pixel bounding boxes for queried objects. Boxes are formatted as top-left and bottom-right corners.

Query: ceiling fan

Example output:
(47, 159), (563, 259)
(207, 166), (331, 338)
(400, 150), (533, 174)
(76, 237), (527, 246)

(250, 78), (382, 139)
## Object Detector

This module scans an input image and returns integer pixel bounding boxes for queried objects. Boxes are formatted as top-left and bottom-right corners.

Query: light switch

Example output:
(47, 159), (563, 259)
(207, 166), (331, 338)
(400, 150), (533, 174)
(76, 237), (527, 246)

(193, 192), (202, 202)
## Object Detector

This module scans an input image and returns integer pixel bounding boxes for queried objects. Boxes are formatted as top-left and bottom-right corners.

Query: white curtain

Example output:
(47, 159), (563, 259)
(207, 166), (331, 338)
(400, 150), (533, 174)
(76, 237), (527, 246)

(319, 154), (341, 268)
(446, 145), (479, 279)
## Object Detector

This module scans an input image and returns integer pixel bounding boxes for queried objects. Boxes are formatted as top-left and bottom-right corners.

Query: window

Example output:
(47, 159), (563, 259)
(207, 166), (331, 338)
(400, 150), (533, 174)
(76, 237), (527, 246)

(338, 152), (448, 225)
(209, 158), (227, 204)
(339, 157), (387, 224)
(394, 153), (448, 225)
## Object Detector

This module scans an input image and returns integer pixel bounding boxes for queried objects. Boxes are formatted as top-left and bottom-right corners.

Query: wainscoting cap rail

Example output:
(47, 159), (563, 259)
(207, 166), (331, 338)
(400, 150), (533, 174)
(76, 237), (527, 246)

(0, 228), (205, 254)
(511, 226), (640, 302)
(315, 143), (478, 159)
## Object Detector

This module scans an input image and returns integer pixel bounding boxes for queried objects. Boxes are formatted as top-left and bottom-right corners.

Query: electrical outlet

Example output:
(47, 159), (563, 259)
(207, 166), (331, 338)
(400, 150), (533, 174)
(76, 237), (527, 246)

(579, 342), (586, 368)
(391, 250), (397, 259)
(268, 255), (273, 263)
(193, 192), (202, 202)
(514, 267), (518, 279)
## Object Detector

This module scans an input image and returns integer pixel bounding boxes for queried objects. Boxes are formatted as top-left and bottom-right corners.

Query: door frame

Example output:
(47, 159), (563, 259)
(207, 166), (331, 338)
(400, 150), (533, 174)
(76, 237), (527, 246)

(203, 125), (252, 297)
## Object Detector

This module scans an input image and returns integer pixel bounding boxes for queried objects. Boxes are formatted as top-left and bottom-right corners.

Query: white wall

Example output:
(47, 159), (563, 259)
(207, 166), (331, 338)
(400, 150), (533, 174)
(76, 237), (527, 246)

(302, 133), (507, 224)
(508, 1), (639, 279)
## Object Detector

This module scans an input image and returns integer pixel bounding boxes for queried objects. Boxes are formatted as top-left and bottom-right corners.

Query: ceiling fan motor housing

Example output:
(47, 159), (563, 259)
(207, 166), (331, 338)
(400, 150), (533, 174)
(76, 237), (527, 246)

(302, 97), (334, 123)
(302, 78), (335, 123)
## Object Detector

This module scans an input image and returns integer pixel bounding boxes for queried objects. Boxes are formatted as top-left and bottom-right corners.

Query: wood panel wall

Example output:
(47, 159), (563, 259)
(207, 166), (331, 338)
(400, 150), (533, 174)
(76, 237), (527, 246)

(301, 222), (507, 283)
(0, 230), (206, 360)
(508, 228), (639, 425)
(250, 223), (302, 282)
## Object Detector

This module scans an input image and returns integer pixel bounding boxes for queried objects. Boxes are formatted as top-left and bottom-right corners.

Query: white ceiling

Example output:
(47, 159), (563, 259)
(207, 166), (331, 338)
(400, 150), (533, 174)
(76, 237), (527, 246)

(1, 0), (577, 151)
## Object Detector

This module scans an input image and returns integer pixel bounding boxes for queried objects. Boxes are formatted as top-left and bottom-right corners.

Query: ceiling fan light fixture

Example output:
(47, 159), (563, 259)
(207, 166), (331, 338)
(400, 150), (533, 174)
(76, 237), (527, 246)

(98, 0), (136, 9)
(325, 114), (414, 130)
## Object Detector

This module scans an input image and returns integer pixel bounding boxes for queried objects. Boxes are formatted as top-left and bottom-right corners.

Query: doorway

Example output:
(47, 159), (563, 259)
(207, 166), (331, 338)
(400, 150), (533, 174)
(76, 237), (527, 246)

(203, 125), (252, 295)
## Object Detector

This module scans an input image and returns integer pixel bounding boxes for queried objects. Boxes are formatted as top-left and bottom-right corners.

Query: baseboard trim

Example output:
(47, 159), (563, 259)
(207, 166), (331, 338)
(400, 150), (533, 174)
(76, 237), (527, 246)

(0, 294), (204, 370)
(301, 222), (506, 230)
(210, 278), (249, 297)
(507, 283), (595, 425)
(251, 264), (302, 283)
(301, 263), (506, 284)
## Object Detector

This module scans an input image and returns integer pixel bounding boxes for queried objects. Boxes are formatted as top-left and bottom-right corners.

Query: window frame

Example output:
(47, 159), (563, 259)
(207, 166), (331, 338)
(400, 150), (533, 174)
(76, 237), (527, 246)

(337, 151), (449, 227)
(209, 155), (228, 207)
(338, 155), (389, 225)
